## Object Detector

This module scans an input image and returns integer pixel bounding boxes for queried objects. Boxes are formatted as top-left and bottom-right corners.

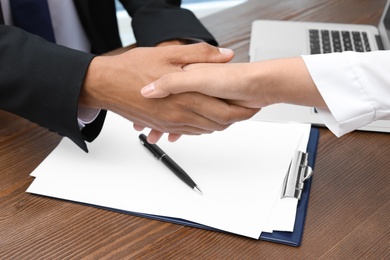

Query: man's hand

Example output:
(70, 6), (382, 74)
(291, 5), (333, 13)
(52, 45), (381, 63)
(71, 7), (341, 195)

(79, 43), (258, 143)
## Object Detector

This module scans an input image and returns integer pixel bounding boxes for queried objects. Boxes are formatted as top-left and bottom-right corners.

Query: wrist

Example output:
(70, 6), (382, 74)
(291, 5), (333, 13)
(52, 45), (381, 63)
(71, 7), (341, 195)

(258, 57), (326, 108)
(248, 61), (283, 107)
(79, 56), (108, 110)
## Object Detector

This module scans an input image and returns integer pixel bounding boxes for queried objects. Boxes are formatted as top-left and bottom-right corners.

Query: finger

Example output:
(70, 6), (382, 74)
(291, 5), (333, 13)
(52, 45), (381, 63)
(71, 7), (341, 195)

(145, 132), (181, 144)
(153, 93), (258, 129)
(170, 42), (234, 65)
(146, 129), (165, 144)
(193, 99), (260, 125)
(124, 107), (221, 137)
(168, 133), (182, 142)
(142, 83), (259, 125)
(133, 123), (146, 131)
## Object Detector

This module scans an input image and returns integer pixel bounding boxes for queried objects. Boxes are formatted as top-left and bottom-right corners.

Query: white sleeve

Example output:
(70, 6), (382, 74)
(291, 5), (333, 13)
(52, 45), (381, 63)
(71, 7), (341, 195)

(302, 51), (390, 137)
(77, 107), (101, 130)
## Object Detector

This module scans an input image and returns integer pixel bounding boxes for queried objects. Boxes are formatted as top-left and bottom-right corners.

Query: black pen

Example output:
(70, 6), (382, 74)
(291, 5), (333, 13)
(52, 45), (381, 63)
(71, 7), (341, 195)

(139, 134), (203, 195)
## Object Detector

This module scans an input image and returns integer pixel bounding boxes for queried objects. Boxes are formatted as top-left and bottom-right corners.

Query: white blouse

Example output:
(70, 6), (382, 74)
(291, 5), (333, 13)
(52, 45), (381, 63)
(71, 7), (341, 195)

(302, 51), (390, 136)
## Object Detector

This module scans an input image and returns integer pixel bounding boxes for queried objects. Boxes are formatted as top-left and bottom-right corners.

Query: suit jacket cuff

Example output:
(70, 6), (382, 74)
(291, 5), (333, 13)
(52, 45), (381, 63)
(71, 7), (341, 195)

(131, 7), (217, 46)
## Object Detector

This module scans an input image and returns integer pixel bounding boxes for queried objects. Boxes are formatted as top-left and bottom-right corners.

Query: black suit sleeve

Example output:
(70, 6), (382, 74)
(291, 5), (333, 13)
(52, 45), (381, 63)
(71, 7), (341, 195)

(0, 25), (98, 152)
(120, 0), (218, 47)
(0, 1), (217, 153)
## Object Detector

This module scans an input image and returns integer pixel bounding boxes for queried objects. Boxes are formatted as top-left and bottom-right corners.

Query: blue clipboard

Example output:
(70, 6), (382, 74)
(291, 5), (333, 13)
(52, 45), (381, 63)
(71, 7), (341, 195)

(259, 127), (318, 246)
(108, 127), (319, 246)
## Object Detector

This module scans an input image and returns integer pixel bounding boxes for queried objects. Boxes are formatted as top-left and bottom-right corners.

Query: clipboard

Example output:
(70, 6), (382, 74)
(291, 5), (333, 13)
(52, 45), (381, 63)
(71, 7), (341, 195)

(107, 127), (319, 246)
(27, 114), (318, 245)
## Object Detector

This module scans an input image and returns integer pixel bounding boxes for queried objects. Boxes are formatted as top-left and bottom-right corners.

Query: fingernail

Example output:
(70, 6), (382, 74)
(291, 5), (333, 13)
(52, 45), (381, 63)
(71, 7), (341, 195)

(219, 48), (234, 55)
(141, 83), (155, 96)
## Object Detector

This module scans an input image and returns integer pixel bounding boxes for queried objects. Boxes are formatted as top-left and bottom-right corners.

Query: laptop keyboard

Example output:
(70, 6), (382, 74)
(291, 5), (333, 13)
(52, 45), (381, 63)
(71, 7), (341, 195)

(309, 29), (371, 54)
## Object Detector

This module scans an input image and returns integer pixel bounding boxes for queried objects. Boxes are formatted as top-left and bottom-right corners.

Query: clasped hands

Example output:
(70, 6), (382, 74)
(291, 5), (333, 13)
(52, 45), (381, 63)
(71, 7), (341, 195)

(80, 42), (260, 144)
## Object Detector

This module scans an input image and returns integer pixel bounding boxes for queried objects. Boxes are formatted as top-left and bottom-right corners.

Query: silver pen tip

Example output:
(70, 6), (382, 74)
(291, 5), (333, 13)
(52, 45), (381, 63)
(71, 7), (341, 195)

(194, 186), (203, 196)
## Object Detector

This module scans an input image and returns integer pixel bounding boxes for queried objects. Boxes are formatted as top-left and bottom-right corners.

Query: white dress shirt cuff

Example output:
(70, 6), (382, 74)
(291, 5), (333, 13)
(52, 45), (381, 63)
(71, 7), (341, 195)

(302, 52), (378, 137)
(77, 106), (101, 129)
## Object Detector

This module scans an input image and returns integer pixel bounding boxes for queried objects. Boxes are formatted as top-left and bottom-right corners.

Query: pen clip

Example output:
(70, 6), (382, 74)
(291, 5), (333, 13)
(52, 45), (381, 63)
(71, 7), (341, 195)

(140, 139), (157, 158)
(139, 134), (164, 160)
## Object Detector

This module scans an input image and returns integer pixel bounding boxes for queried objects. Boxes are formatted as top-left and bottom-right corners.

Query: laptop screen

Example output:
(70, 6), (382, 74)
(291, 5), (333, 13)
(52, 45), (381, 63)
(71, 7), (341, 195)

(379, 0), (390, 49)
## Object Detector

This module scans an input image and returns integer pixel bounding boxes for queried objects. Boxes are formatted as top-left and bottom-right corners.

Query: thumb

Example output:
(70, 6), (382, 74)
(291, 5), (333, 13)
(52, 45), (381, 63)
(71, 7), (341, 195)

(141, 82), (169, 98)
(141, 69), (201, 98)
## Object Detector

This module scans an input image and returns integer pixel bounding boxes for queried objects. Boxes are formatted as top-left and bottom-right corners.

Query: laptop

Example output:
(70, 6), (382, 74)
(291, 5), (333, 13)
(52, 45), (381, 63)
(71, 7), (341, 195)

(249, 0), (390, 133)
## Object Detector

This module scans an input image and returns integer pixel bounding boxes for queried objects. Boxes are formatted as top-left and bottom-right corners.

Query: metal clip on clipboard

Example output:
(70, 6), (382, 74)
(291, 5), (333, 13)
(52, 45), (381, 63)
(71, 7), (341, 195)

(282, 151), (313, 200)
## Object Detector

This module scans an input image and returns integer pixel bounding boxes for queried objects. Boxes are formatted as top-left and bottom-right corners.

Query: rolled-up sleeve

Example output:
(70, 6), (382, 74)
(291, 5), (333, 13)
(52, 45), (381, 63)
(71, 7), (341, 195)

(302, 51), (390, 136)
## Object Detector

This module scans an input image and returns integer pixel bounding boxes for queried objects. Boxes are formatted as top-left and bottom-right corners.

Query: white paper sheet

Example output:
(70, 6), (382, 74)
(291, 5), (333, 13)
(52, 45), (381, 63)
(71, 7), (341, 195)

(262, 126), (311, 232)
(27, 112), (311, 239)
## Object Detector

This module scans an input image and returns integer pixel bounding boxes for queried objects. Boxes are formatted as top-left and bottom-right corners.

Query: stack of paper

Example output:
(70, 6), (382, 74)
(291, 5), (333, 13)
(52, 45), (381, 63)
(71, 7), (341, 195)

(27, 112), (311, 239)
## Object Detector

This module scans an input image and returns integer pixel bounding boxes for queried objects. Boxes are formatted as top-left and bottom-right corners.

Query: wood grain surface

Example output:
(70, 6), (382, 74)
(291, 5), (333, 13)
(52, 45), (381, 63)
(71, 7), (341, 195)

(1, 0), (389, 259)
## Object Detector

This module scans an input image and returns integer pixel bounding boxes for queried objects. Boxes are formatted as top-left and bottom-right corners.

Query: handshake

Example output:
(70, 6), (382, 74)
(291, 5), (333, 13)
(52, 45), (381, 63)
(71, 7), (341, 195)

(81, 42), (324, 144)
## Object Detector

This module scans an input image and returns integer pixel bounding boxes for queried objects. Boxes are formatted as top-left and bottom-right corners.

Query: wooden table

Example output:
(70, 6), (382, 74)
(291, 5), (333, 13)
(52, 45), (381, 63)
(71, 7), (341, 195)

(1, 0), (389, 258)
